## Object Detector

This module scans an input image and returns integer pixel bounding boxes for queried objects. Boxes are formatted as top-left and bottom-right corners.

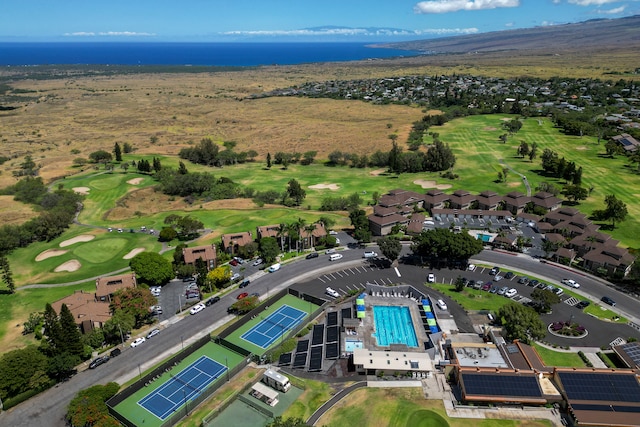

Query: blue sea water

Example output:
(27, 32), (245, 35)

(0, 42), (421, 67)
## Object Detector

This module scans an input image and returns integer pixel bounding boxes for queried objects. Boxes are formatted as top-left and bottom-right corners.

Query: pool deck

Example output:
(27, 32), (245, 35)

(347, 296), (431, 352)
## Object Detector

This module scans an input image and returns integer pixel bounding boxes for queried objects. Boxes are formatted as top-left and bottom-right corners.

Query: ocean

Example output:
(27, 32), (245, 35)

(0, 42), (421, 67)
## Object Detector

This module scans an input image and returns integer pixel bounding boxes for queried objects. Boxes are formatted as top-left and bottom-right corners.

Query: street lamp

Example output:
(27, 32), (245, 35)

(178, 294), (183, 314)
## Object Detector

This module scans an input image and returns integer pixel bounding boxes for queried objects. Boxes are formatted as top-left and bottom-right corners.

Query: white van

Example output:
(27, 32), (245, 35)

(329, 253), (343, 261)
(268, 263), (281, 272)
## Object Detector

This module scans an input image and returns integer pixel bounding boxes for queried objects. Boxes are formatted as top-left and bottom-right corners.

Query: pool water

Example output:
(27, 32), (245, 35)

(345, 339), (363, 352)
(478, 233), (491, 242)
(372, 306), (419, 347)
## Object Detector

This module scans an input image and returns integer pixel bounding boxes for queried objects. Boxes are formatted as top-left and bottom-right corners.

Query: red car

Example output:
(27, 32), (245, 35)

(237, 292), (249, 299)
(229, 259), (239, 266)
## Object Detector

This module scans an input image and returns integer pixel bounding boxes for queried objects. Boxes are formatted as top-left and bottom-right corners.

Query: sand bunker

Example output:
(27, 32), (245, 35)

(370, 169), (386, 176)
(123, 248), (145, 260)
(127, 178), (144, 185)
(575, 146), (588, 150)
(72, 187), (90, 195)
(54, 260), (81, 272)
(413, 180), (453, 190)
(309, 183), (340, 190)
(483, 126), (498, 131)
(60, 234), (95, 247)
(35, 249), (68, 262)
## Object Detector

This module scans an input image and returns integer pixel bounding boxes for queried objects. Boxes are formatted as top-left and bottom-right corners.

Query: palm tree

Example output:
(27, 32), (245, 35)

(295, 218), (307, 252)
(304, 223), (317, 249)
(276, 223), (287, 253)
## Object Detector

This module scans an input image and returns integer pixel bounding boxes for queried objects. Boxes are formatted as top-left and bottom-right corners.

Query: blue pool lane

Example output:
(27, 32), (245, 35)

(372, 306), (419, 347)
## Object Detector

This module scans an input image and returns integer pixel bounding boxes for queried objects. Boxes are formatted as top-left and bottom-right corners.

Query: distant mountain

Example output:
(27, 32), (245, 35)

(377, 15), (640, 54)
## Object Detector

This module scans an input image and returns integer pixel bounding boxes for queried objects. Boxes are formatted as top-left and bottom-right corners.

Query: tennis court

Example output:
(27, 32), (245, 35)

(138, 356), (227, 420)
(240, 304), (307, 349)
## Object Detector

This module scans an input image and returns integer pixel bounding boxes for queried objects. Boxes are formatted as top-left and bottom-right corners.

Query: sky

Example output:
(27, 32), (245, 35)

(1, 0), (639, 42)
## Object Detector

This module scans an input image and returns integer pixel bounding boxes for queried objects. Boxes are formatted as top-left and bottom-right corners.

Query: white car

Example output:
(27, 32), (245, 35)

(146, 328), (160, 339)
(436, 299), (448, 310)
(363, 251), (378, 258)
(505, 288), (518, 298)
(427, 273), (435, 283)
(325, 287), (340, 298)
(189, 303), (206, 315)
(130, 337), (146, 348)
(329, 230), (338, 235)
(252, 258), (263, 266)
(562, 279), (580, 288)
(467, 264), (476, 271)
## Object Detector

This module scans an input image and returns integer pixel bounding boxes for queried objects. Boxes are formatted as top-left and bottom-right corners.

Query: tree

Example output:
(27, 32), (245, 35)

(603, 194), (628, 229)
(113, 142), (122, 162)
(109, 287), (157, 328)
(301, 151), (317, 165)
(317, 216), (335, 234)
(58, 304), (85, 358)
(0, 254), (15, 293)
(123, 142), (133, 153)
(266, 152), (272, 169)
(259, 237), (279, 264)
(286, 179), (306, 206)
(411, 228), (483, 267)
(425, 139), (456, 171)
(497, 302), (546, 343)
(158, 226), (178, 242)
(178, 160), (188, 175)
(530, 288), (560, 313)
(0, 346), (49, 401)
(528, 142), (538, 162)
(47, 352), (80, 382)
(517, 141), (529, 158)
(267, 417), (306, 427)
(388, 140), (402, 174)
(207, 266), (232, 289)
(377, 236), (402, 265)
(454, 276), (466, 292)
(164, 214), (203, 239)
(88, 150), (113, 164)
(66, 383), (120, 427)
(562, 185), (588, 203)
(503, 118), (523, 134)
(129, 252), (174, 287)
(103, 311), (135, 344)
(41, 303), (64, 357)
(349, 209), (371, 243)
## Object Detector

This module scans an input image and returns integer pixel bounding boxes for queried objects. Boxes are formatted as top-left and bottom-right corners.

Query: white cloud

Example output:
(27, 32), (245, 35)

(414, 0), (520, 14)
(63, 31), (155, 37)
(597, 5), (626, 13)
(567, 0), (622, 5)
(222, 27), (478, 37)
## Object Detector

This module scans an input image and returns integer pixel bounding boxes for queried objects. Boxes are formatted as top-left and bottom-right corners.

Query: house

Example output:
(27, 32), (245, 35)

(476, 190), (502, 211)
(51, 290), (112, 333)
(582, 244), (635, 276)
(504, 191), (529, 214)
(298, 223), (327, 249)
(368, 207), (409, 236)
(96, 272), (137, 303)
(406, 213), (426, 235)
(183, 244), (217, 271)
(221, 231), (253, 255)
(448, 190), (476, 210)
(612, 133), (640, 152)
(378, 189), (425, 214)
(256, 224), (282, 240)
(423, 189), (449, 211)
(530, 191), (562, 212)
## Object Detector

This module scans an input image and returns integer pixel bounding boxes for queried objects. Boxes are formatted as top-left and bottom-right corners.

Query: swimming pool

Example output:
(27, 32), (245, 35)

(345, 339), (363, 352)
(372, 305), (419, 347)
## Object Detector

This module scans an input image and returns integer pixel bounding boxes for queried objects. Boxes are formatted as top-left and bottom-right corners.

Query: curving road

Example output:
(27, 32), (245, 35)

(2, 246), (638, 427)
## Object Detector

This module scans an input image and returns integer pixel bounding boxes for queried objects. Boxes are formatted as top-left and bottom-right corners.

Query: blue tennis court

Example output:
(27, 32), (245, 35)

(138, 356), (227, 420)
(241, 304), (307, 348)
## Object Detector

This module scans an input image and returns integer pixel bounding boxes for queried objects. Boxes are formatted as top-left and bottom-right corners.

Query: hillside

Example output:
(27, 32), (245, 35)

(379, 15), (640, 55)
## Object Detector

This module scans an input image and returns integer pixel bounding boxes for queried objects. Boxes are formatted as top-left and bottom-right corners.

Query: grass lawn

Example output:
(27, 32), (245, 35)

(531, 343), (587, 368)
(425, 283), (510, 312)
(318, 388), (553, 427)
(280, 376), (334, 421)
(583, 303), (627, 323)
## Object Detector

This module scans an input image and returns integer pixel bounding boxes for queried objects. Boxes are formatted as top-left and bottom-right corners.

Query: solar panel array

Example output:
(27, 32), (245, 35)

(296, 339), (309, 353)
(559, 372), (640, 402)
(461, 373), (542, 398)
(620, 342), (640, 367)
(325, 342), (339, 359)
(572, 403), (640, 413)
(327, 311), (338, 326)
(341, 307), (352, 320)
(312, 324), (325, 346)
(293, 352), (307, 369)
(326, 326), (339, 343)
(309, 346), (323, 372)
(278, 353), (292, 366)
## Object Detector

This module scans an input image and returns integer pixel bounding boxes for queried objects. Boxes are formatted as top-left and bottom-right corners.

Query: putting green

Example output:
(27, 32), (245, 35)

(89, 175), (127, 190)
(72, 238), (128, 263)
(403, 410), (449, 427)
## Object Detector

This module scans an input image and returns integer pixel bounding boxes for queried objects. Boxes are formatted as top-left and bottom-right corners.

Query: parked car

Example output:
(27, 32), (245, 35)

(325, 248), (336, 254)
(489, 286), (499, 293)
(237, 292), (249, 300)
(150, 305), (163, 315)
(189, 303), (205, 315)
(436, 299), (448, 310)
(239, 279), (251, 288)
(494, 274), (504, 282)
(504, 272), (514, 280)
(89, 356), (110, 369)
(205, 296), (221, 306)
(528, 279), (539, 287)
(554, 287), (564, 296)
(363, 251), (378, 258)
(325, 287), (340, 298)
(427, 273), (435, 283)
(601, 296), (616, 306)
(467, 264), (476, 271)
(252, 258), (263, 266)
(329, 230), (339, 235)
(146, 328), (160, 339)
(230, 273), (241, 282)
(497, 286), (508, 296)
(250, 292), (260, 298)
(481, 282), (492, 291)
(505, 288), (518, 298)
(518, 277), (529, 285)
(474, 280), (484, 290)
(575, 300), (591, 310)
(186, 283), (199, 290)
(229, 259), (239, 266)
(306, 252), (319, 259)
(329, 253), (343, 261)
(268, 263), (281, 272)
(109, 348), (121, 357)
(233, 257), (245, 264)
(130, 337), (146, 348)
(562, 279), (580, 288)
(467, 279), (476, 288)
(182, 276), (195, 282)
(489, 266), (500, 276)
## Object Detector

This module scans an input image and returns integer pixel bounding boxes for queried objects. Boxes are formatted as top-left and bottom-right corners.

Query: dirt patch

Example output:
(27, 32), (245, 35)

(575, 146), (588, 150)
(413, 180), (452, 190)
(123, 247), (145, 259)
(60, 234), (95, 247)
(35, 249), (68, 262)
(72, 187), (90, 195)
(483, 126), (498, 131)
(54, 260), (81, 272)
(127, 178), (144, 185)
(370, 168), (386, 176)
(309, 183), (340, 190)
(508, 181), (522, 187)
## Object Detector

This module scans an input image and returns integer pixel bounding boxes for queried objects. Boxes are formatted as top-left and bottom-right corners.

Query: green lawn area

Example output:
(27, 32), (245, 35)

(583, 303), (627, 323)
(532, 343), (587, 367)
(318, 388), (553, 427)
(425, 283), (510, 312)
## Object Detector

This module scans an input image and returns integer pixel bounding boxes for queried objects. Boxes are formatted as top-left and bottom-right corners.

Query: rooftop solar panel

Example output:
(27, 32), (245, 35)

(278, 353), (292, 366)
(326, 326), (339, 343)
(312, 324), (325, 346)
(325, 342), (339, 359)
(309, 346), (323, 372)
(293, 352), (307, 369)
(296, 339), (309, 353)
(620, 342), (640, 366)
(341, 307), (352, 320)
(461, 373), (542, 398)
(571, 403), (640, 413)
(558, 372), (640, 402)
(327, 311), (339, 326)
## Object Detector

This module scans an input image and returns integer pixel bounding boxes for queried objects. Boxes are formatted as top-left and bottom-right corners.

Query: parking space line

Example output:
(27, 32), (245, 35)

(335, 271), (344, 278)
(318, 277), (326, 283)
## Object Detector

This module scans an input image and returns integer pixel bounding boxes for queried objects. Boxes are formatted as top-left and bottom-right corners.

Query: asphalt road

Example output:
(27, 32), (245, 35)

(2, 246), (639, 427)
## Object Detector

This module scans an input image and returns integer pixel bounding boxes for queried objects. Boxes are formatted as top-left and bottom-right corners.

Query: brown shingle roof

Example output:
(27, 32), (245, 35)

(256, 224), (281, 239)
(96, 273), (137, 300)
(183, 244), (217, 266)
(368, 213), (409, 227)
(51, 290), (112, 328)
(221, 231), (253, 249)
